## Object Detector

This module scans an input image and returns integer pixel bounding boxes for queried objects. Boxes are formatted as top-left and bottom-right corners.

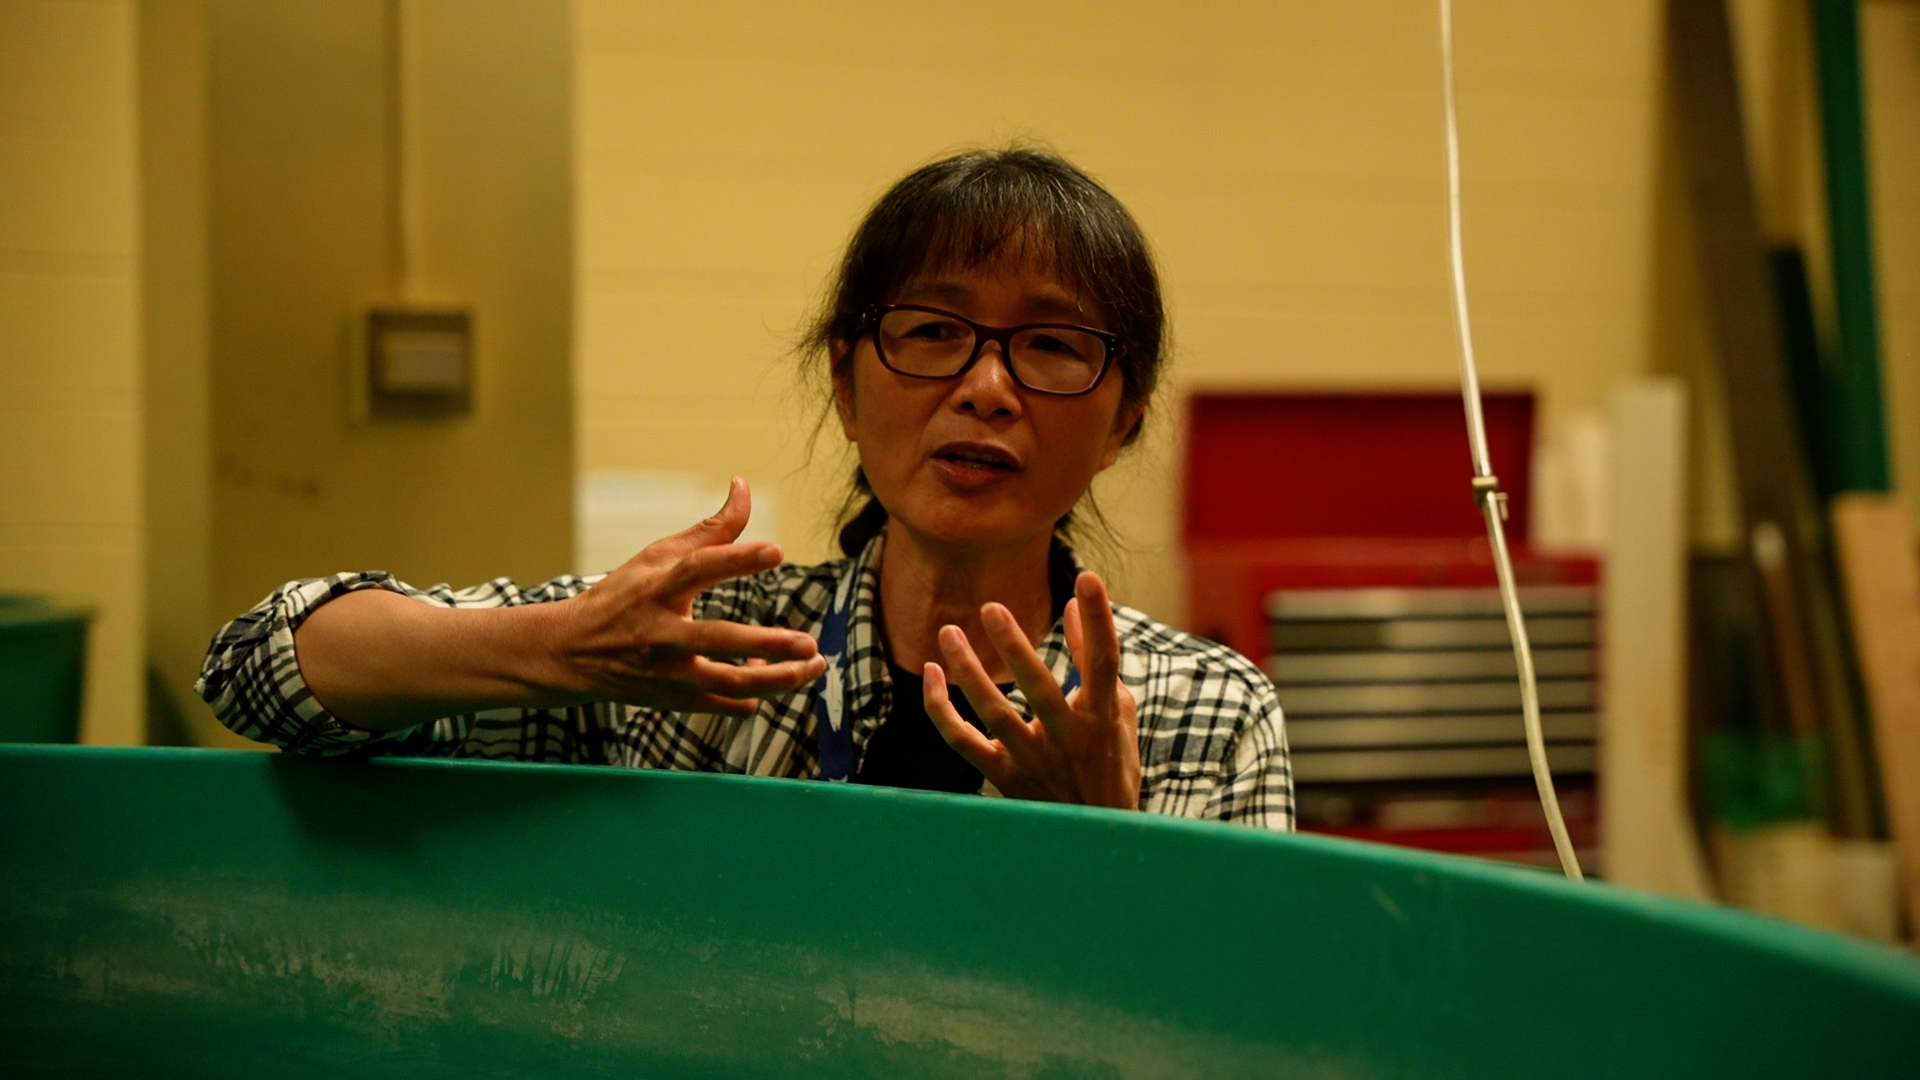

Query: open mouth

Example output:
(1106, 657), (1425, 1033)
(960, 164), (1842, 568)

(932, 442), (1021, 473)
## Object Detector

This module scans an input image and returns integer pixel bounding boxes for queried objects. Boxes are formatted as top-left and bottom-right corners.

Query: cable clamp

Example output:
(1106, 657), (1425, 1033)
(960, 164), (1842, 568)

(1471, 474), (1509, 521)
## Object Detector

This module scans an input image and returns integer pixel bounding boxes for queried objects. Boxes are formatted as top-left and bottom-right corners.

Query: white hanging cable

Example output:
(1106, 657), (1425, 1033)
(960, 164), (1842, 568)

(1439, 0), (1584, 881)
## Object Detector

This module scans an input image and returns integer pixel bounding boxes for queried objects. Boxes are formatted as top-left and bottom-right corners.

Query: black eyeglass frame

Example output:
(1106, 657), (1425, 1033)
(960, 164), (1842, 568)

(861, 304), (1123, 397)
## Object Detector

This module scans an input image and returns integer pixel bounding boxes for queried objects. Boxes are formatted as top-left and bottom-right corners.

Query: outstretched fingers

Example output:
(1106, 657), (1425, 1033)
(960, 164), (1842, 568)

(646, 476), (754, 562)
(1064, 596), (1084, 665)
(677, 619), (820, 663)
(923, 662), (1009, 777)
(936, 625), (1035, 751)
(1069, 572), (1121, 721)
(980, 602), (1074, 740)
(657, 541), (784, 609)
(681, 654), (825, 697)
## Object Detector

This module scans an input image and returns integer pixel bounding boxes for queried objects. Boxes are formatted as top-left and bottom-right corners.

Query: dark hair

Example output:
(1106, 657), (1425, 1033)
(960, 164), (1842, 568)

(802, 146), (1168, 556)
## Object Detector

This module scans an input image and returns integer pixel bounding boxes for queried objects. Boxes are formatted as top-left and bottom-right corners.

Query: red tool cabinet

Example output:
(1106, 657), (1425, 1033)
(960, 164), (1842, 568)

(1183, 392), (1601, 871)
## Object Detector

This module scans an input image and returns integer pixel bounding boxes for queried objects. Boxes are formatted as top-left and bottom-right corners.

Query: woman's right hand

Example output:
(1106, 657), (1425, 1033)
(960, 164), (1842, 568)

(296, 477), (822, 730)
(547, 477), (825, 716)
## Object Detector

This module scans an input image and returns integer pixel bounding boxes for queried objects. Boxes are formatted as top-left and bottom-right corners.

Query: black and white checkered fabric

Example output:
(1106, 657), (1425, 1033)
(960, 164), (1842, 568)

(197, 533), (1293, 829)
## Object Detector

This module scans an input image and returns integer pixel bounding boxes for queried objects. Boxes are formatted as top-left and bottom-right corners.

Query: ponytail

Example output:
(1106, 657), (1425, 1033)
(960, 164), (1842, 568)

(838, 495), (890, 556)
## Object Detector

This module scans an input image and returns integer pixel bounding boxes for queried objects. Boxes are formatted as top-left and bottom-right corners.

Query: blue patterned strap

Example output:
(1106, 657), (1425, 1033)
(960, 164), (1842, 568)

(813, 578), (854, 783)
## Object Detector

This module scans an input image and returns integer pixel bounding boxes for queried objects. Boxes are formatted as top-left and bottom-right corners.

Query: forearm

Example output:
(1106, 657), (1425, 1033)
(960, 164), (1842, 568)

(209, 481), (819, 744)
(295, 589), (581, 731)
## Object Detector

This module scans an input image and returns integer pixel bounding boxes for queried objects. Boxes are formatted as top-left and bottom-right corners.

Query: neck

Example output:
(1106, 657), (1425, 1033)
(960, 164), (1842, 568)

(878, 523), (1055, 683)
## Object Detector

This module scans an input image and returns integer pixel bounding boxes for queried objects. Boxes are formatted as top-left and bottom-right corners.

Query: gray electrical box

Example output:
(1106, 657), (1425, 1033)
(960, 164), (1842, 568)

(365, 308), (473, 418)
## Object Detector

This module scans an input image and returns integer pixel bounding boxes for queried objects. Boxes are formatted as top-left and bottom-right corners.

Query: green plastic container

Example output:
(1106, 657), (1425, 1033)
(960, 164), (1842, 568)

(0, 597), (89, 743)
(3, 746), (1916, 1078)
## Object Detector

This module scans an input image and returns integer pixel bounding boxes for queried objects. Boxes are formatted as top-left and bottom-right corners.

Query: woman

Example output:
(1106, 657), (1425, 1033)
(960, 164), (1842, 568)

(198, 148), (1292, 828)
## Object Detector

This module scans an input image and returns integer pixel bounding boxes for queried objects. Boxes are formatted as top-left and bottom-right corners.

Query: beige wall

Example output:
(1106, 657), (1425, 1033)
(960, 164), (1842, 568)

(140, 0), (219, 744)
(575, 0), (1666, 621)
(205, 0), (573, 635)
(0, 0), (144, 744)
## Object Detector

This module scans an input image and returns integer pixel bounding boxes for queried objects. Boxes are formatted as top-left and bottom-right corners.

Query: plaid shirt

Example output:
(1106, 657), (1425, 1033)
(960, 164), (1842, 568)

(197, 533), (1293, 828)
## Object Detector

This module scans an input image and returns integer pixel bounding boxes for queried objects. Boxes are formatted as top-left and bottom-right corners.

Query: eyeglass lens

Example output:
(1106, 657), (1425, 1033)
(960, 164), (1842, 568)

(876, 309), (1106, 394)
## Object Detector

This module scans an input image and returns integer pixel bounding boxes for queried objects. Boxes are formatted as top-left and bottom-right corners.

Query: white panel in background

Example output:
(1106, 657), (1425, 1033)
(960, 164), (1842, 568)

(1599, 378), (1715, 899)
(1532, 408), (1611, 550)
(575, 471), (779, 577)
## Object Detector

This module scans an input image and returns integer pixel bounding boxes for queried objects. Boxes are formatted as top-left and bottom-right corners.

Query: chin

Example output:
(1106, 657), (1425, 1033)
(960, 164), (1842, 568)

(894, 494), (1049, 551)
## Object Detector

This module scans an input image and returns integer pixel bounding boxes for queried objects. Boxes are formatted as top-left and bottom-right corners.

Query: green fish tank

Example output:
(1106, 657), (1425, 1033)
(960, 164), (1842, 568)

(2, 745), (1915, 1077)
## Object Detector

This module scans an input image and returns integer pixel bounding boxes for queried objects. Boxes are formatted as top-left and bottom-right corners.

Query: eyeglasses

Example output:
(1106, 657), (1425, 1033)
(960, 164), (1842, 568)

(864, 304), (1120, 396)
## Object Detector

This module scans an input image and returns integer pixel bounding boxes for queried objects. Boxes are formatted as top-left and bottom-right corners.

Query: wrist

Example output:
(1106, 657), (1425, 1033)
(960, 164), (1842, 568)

(493, 601), (588, 708)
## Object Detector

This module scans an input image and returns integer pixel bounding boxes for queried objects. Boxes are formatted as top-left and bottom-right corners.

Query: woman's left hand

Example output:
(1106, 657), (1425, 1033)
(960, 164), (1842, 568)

(924, 571), (1141, 810)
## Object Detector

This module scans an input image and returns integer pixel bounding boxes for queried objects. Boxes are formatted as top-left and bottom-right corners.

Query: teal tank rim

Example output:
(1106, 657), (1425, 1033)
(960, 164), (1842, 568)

(7, 742), (1918, 999)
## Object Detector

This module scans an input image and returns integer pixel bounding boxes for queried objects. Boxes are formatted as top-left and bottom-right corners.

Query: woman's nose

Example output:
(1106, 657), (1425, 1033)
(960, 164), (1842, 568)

(953, 341), (1023, 418)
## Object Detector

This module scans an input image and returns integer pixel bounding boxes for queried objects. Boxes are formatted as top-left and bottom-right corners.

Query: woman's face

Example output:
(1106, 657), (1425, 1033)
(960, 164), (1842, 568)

(833, 262), (1141, 554)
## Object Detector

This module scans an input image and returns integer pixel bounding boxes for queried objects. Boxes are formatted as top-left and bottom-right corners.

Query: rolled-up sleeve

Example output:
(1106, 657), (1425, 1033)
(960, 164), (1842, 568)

(195, 571), (598, 756)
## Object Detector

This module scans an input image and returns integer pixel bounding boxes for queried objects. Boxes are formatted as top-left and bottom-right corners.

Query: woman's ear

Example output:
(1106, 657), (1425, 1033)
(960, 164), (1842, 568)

(831, 343), (858, 441)
(1097, 402), (1146, 470)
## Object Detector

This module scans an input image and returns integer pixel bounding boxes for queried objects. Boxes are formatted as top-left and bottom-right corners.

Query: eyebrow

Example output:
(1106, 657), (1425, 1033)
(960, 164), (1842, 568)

(900, 280), (1091, 323)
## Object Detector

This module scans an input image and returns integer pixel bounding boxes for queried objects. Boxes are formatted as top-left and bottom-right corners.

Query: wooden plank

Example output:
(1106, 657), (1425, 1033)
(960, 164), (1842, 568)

(1668, 0), (1878, 837)
(1829, 495), (1920, 944)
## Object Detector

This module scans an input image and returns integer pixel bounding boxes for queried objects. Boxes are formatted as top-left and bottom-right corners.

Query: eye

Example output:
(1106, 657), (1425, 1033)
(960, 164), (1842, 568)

(1027, 333), (1086, 360)
(904, 319), (956, 340)
(884, 311), (970, 343)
